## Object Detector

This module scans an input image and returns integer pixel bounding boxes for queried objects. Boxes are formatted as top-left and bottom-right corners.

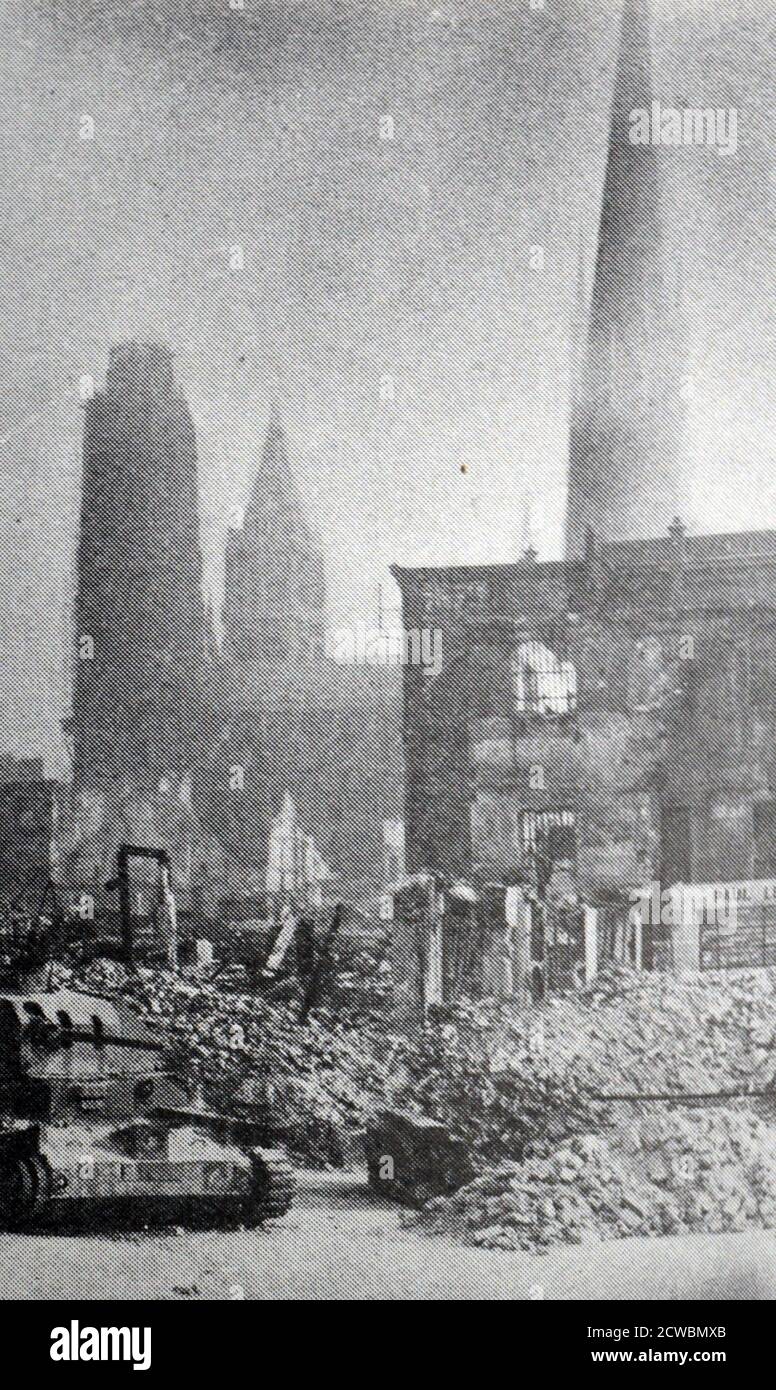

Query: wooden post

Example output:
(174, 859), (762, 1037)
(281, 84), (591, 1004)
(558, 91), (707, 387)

(584, 905), (598, 984)
(425, 878), (443, 1008)
(505, 885), (527, 1002)
(117, 848), (132, 961)
(632, 907), (643, 971)
(670, 883), (700, 973)
(158, 858), (178, 973)
(499, 916), (514, 998)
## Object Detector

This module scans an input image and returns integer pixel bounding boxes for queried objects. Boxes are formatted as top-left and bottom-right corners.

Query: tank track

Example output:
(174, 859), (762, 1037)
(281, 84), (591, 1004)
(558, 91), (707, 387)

(248, 1147), (296, 1221)
(0, 1152), (51, 1229)
(0, 1146), (296, 1230)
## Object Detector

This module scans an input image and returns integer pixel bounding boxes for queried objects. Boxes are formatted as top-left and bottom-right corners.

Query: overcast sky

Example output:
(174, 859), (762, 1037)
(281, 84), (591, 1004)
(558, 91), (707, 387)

(0, 0), (773, 772)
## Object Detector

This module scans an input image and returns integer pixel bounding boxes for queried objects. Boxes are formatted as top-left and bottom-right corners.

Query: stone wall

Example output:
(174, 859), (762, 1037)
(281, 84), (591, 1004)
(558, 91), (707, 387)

(392, 528), (776, 905)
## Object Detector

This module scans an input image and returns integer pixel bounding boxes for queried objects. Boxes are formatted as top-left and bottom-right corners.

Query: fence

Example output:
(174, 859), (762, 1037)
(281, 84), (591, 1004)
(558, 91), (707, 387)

(386, 875), (638, 1021)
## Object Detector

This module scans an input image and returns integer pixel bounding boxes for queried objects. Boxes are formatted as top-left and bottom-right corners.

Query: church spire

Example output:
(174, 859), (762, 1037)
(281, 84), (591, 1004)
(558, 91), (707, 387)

(223, 408), (326, 669)
(565, 0), (685, 558)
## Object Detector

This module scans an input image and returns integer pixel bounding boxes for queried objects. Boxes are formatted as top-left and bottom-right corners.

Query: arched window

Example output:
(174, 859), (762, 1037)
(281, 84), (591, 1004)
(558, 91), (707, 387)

(512, 641), (577, 715)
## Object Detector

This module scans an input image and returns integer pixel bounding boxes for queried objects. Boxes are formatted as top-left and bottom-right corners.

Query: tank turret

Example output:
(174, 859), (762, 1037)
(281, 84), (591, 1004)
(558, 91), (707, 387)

(0, 988), (295, 1228)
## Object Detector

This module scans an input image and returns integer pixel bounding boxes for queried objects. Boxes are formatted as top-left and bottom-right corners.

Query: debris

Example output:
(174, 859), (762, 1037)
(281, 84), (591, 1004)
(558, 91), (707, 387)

(410, 1108), (776, 1253)
(48, 957), (391, 1167)
(42, 955), (776, 1212)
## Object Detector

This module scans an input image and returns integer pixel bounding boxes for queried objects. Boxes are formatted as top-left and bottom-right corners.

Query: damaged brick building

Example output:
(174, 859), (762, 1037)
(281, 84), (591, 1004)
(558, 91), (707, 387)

(393, 527), (776, 909)
(392, 0), (776, 924)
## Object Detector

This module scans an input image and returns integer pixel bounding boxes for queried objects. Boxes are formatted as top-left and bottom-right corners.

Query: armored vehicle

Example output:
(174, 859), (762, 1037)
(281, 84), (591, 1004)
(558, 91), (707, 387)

(0, 988), (295, 1228)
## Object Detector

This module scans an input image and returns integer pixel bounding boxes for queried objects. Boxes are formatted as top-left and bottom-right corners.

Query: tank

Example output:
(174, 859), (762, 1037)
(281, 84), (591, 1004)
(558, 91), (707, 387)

(0, 988), (295, 1228)
(364, 1108), (474, 1207)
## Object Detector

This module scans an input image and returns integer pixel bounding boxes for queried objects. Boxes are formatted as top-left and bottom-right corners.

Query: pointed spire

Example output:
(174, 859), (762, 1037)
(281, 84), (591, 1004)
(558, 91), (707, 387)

(566, 0), (685, 558)
(242, 406), (322, 568)
(223, 405), (326, 668)
(569, 224), (591, 407)
(204, 591), (220, 663)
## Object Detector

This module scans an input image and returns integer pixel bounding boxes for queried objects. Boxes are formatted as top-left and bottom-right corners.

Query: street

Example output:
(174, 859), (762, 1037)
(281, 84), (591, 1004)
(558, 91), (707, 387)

(2, 1169), (776, 1301)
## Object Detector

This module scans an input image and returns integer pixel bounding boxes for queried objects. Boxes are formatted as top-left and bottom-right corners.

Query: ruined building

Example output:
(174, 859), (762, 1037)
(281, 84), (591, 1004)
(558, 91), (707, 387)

(63, 344), (224, 889)
(392, 0), (776, 960)
(394, 532), (776, 896)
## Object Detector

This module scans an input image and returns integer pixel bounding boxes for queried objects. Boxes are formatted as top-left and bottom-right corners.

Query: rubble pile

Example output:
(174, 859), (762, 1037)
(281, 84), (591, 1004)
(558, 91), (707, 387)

(554, 963), (776, 1096)
(412, 1108), (776, 1252)
(328, 926), (391, 1018)
(385, 1007), (607, 1162)
(41, 957), (776, 1196)
(392, 964), (776, 1151)
(50, 958), (390, 1165)
(50, 956), (609, 1166)
(381, 965), (776, 1179)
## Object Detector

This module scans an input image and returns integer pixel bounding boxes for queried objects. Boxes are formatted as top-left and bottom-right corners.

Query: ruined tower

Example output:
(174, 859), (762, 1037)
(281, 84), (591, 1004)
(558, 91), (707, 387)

(71, 343), (210, 792)
(566, 0), (684, 557)
(223, 406), (326, 674)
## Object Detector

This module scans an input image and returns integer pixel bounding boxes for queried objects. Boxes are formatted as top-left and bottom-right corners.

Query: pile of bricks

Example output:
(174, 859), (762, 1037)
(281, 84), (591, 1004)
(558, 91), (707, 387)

(397, 964), (776, 1131)
(51, 958), (389, 1165)
(46, 958), (776, 1191)
(550, 964), (776, 1096)
(378, 966), (776, 1169)
(412, 1107), (776, 1252)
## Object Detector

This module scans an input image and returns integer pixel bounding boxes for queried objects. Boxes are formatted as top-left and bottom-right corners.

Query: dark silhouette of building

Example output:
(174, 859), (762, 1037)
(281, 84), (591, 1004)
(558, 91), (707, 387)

(70, 343), (211, 792)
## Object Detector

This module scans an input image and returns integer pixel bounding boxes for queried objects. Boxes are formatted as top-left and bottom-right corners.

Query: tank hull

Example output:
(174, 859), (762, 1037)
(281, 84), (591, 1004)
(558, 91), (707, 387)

(0, 986), (295, 1229)
(0, 1121), (295, 1228)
